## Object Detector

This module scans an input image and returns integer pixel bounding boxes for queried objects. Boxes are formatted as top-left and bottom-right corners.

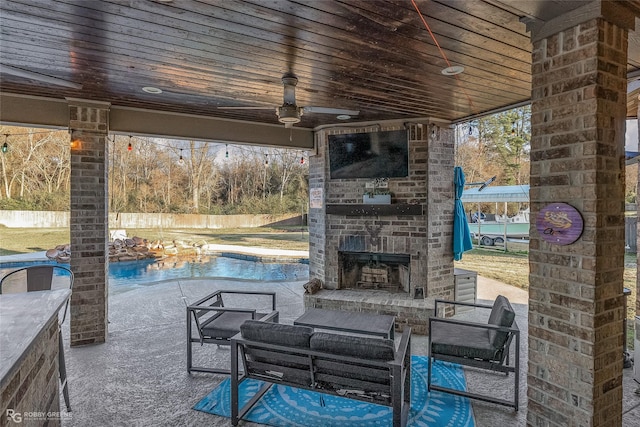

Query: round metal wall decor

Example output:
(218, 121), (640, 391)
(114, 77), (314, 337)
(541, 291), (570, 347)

(535, 203), (584, 245)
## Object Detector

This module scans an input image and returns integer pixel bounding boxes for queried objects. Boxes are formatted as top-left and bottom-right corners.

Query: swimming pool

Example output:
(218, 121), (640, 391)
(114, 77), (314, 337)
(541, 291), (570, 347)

(0, 255), (309, 289)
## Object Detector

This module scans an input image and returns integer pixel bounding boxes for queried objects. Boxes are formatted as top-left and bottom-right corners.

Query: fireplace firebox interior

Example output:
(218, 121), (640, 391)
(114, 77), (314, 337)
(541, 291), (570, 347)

(338, 251), (410, 292)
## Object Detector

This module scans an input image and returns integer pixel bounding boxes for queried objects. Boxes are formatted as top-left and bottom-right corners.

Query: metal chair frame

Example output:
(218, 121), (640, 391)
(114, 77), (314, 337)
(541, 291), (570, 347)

(427, 299), (520, 411)
(187, 289), (278, 374)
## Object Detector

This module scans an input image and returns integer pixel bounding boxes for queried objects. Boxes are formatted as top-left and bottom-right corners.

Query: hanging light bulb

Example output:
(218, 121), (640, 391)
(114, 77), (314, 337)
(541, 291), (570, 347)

(127, 136), (133, 151)
(511, 122), (516, 135)
(300, 156), (305, 165)
(179, 148), (184, 164)
(264, 153), (268, 165)
(1, 134), (8, 153)
(468, 125), (473, 135)
(225, 144), (229, 158)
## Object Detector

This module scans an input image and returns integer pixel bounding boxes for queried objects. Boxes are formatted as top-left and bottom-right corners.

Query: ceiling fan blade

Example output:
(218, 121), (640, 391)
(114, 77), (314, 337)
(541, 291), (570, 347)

(217, 106), (276, 110)
(302, 106), (360, 116)
(0, 64), (82, 89)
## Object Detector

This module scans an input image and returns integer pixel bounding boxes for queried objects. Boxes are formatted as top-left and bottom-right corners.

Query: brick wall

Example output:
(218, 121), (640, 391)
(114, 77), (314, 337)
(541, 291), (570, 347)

(308, 132), (326, 284)
(528, 18), (627, 426)
(68, 99), (110, 346)
(308, 122), (454, 299)
(426, 124), (456, 299)
(0, 317), (61, 426)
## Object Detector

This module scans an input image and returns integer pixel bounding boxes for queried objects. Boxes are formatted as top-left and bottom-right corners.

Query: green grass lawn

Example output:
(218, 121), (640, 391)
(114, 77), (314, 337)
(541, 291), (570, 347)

(0, 226), (309, 256)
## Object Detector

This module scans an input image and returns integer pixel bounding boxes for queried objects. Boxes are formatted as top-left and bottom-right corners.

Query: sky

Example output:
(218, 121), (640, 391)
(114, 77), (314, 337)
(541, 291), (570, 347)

(627, 119), (639, 152)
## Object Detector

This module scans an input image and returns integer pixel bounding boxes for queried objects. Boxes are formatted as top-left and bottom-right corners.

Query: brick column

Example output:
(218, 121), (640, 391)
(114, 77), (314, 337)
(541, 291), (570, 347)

(425, 122), (455, 298)
(67, 99), (110, 346)
(308, 132), (326, 284)
(528, 10), (630, 427)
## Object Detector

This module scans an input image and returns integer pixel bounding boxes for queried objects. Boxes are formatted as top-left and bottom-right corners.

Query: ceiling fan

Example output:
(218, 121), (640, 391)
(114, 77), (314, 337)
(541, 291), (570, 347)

(218, 74), (359, 128)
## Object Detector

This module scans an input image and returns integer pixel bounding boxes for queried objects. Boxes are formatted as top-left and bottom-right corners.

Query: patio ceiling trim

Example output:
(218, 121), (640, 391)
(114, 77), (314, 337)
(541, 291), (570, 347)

(0, 92), (314, 149)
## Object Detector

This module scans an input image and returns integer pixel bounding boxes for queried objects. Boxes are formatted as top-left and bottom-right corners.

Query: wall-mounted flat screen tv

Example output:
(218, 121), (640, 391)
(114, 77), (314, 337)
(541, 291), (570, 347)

(328, 129), (409, 179)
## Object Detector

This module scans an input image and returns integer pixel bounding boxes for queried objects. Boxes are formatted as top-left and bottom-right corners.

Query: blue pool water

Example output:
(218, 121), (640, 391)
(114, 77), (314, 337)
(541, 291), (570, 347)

(0, 256), (309, 288)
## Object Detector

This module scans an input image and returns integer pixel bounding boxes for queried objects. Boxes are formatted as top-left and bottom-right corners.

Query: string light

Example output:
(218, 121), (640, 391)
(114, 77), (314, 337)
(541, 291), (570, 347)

(511, 122), (516, 135)
(468, 124), (473, 135)
(0, 128), (310, 165)
(300, 156), (305, 165)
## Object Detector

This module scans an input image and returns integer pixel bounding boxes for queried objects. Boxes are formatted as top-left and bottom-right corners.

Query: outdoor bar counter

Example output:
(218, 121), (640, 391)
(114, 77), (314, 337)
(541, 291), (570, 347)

(0, 289), (71, 426)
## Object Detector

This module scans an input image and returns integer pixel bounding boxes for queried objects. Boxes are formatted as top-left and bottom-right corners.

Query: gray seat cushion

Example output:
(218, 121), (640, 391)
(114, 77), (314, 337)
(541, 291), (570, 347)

(487, 295), (516, 349)
(431, 322), (499, 360)
(240, 320), (313, 348)
(202, 311), (269, 339)
(310, 332), (395, 361)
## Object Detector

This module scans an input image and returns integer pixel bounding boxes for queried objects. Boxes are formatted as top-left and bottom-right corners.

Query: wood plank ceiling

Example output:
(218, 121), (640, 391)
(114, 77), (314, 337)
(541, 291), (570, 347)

(0, 0), (639, 131)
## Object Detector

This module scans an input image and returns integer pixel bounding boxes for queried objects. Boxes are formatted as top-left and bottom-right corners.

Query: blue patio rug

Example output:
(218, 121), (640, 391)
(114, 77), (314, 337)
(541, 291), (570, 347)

(193, 356), (474, 427)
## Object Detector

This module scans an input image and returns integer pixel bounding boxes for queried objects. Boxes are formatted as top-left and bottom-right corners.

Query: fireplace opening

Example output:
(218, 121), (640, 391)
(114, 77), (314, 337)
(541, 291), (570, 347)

(338, 251), (410, 292)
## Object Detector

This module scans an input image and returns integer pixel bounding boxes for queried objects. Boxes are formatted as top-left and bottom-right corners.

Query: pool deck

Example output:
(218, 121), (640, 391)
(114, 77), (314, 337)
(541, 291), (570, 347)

(50, 274), (640, 426)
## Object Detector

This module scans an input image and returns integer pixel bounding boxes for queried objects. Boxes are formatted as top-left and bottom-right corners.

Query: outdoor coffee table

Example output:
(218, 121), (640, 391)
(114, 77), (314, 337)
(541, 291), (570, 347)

(294, 308), (395, 339)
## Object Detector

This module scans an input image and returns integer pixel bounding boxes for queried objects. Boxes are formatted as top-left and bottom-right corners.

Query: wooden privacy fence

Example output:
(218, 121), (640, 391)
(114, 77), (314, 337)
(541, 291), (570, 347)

(0, 210), (305, 229)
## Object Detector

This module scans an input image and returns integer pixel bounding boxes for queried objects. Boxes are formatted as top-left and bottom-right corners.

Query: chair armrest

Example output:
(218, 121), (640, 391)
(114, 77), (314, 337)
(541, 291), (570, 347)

(218, 290), (275, 311)
(429, 316), (520, 334)
(187, 306), (257, 314)
(192, 290), (277, 311)
(433, 299), (493, 317)
(393, 328), (411, 364)
(190, 290), (224, 307)
(260, 310), (280, 323)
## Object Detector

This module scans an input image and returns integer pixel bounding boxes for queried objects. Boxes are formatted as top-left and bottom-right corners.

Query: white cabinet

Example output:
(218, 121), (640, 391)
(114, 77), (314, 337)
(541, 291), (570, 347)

(454, 268), (477, 314)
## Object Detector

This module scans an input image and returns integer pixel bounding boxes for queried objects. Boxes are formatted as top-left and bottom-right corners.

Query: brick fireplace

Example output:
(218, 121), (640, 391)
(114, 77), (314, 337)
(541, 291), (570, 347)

(305, 122), (456, 334)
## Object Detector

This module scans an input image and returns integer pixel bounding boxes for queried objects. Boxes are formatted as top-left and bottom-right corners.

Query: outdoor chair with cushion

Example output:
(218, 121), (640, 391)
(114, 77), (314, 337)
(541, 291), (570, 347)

(427, 294), (520, 410)
(187, 290), (279, 374)
(0, 265), (73, 411)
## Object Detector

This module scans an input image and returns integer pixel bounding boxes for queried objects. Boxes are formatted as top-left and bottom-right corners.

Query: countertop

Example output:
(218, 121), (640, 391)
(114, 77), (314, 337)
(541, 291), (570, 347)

(0, 289), (71, 387)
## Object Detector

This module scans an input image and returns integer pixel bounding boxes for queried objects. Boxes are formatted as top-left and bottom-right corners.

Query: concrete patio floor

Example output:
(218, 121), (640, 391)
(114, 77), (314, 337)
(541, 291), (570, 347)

(57, 276), (640, 427)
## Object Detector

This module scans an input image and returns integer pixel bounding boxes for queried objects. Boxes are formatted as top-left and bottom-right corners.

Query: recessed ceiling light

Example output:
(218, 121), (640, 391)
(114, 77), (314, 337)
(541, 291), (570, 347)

(142, 86), (162, 94)
(441, 66), (464, 76)
(336, 114), (351, 120)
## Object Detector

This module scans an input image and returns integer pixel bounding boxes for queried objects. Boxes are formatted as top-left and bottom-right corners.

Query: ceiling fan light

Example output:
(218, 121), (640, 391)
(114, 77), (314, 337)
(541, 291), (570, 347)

(277, 105), (301, 124)
(142, 86), (163, 94)
(441, 65), (464, 76)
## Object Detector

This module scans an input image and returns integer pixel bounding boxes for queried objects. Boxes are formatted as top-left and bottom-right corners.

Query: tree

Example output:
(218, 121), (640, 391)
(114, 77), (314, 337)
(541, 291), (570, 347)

(0, 126), (310, 214)
(0, 127), (70, 208)
(479, 106), (531, 185)
(456, 105), (531, 187)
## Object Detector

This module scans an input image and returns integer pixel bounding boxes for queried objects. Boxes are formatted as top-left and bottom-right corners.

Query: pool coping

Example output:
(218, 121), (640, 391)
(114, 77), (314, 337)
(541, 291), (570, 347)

(0, 245), (310, 265)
